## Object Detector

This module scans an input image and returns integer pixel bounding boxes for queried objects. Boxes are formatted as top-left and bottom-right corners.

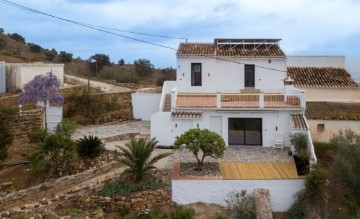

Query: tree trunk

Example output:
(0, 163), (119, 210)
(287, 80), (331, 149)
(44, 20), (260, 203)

(44, 100), (47, 129)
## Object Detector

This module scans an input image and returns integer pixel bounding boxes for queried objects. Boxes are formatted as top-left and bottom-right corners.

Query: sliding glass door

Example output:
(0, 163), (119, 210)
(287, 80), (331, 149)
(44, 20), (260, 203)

(228, 118), (262, 145)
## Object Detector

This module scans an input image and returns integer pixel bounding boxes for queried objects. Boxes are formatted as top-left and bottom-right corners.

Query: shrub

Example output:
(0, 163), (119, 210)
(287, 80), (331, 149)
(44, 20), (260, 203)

(304, 163), (327, 200)
(289, 133), (309, 160)
(77, 135), (105, 158)
(0, 104), (16, 160)
(287, 193), (306, 219)
(56, 118), (77, 138)
(58, 51), (73, 62)
(313, 141), (336, 162)
(28, 43), (41, 53)
(8, 33), (25, 43)
(225, 190), (255, 219)
(29, 134), (78, 176)
(332, 130), (360, 203)
(174, 129), (225, 171)
(168, 206), (196, 219)
(35, 128), (50, 142)
(0, 38), (6, 50)
(99, 178), (160, 197)
(117, 138), (171, 181)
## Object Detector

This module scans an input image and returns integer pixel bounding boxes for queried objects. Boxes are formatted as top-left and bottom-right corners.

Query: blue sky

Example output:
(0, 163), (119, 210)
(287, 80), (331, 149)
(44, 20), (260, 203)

(0, 0), (360, 81)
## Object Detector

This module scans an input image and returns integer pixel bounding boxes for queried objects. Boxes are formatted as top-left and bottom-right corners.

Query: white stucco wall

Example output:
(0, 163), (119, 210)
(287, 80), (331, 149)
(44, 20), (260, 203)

(132, 93), (161, 120)
(176, 57), (287, 93)
(308, 120), (360, 142)
(299, 87), (360, 102)
(172, 179), (305, 211)
(151, 109), (303, 146)
(6, 63), (64, 90)
(0, 61), (5, 93)
(46, 106), (63, 131)
(287, 56), (345, 68)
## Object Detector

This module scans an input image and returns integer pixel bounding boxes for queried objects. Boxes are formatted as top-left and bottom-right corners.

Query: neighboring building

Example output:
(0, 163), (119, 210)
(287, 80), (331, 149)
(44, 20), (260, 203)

(287, 56), (360, 141)
(150, 39), (316, 162)
(0, 61), (5, 93)
(5, 62), (64, 90)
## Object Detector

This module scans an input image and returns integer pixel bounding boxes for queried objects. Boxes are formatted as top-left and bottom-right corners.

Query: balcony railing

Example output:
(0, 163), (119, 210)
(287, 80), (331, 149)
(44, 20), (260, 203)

(174, 92), (305, 109)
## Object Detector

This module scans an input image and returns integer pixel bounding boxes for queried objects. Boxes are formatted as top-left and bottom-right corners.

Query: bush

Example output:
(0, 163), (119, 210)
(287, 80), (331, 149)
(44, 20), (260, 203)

(0, 38), (6, 50)
(117, 138), (171, 181)
(28, 43), (41, 53)
(304, 163), (327, 200)
(58, 51), (73, 62)
(287, 193), (306, 219)
(225, 190), (255, 219)
(77, 135), (105, 158)
(34, 128), (50, 142)
(0, 104), (16, 160)
(168, 206), (196, 219)
(56, 118), (77, 138)
(99, 178), (160, 197)
(174, 129), (225, 171)
(29, 134), (78, 176)
(289, 133), (309, 160)
(313, 141), (336, 162)
(44, 49), (57, 61)
(332, 130), (360, 203)
(8, 33), (25, 43)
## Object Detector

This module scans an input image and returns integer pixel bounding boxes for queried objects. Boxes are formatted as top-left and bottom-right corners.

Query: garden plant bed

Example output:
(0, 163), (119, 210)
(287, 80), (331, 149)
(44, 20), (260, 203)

(180, 162), (221, 176)
(293, 155), (309, 175)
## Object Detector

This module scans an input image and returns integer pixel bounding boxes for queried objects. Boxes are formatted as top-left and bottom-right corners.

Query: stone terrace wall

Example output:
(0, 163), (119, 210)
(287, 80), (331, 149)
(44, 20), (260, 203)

(11, 108), (43, 145)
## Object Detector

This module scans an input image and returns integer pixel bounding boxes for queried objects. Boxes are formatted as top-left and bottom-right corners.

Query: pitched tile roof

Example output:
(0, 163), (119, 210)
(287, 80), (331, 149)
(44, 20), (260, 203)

(305, 102), (360, 120)
(287, 67), (359, 88)
(290, 114), (308, 130)
(177, 43), (286, 58)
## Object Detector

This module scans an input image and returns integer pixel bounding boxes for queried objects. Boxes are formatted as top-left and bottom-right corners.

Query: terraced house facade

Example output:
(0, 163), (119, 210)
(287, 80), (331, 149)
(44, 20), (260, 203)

(151, 38), (316, 162)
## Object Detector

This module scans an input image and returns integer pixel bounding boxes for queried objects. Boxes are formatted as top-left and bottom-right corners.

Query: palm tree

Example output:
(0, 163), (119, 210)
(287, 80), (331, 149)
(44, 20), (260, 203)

(117, 138), (171, 182)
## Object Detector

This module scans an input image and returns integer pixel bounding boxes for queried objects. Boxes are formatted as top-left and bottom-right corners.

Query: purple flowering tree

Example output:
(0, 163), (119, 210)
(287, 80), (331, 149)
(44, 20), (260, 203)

(18, 72), (64, 129)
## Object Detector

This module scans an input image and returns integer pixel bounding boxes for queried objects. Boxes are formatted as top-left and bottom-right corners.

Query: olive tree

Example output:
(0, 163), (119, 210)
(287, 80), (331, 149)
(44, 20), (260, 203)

(174, 128), (225, 171)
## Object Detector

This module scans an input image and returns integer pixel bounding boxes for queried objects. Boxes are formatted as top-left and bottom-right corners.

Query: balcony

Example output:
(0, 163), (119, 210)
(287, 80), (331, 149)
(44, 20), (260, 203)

(173, 92), (305, 109)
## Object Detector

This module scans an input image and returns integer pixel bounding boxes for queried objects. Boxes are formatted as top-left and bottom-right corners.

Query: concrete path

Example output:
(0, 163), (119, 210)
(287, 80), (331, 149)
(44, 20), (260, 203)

(65, 74), (131, 93)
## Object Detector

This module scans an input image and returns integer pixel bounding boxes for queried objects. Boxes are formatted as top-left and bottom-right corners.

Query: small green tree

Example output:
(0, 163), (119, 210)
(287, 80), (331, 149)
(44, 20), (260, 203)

(30, 134), (78, 177)
(289, 133), (309, 160)
(8, 33), (25, 43)
(174, 129), (225, 171)
(0, 38), (6, 50)
(28, 43), (42, 53)
(226, 190), (255, 219)
(117, 138), (171, 182)
(304, 163), (327, 201)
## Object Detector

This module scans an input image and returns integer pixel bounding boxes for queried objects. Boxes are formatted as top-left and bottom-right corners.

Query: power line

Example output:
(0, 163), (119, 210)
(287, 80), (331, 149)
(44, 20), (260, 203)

(0, 0), (287, 73)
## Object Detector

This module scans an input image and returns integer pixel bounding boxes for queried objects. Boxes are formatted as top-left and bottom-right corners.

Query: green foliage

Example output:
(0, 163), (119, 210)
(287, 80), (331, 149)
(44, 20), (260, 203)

(62, 208), (83, 216)
(58, 51), (73, 62)
(99, 178), (160, 197)
(89, 53), (111, 73)
(44, 49), (57, 61)
(28, 43), (42, 53)
(346, 198), (360, 216)
(118, 58), (125, 65)
(0, 104), (16, 160)
(8, 33), (25, 43)
(0, 38), (6, 50)
(174, 129), (225, 171)
(117, 138), (171, 181)
(0, 28), (4, 33)
(134, 59), (154, 75)
(116, 67), (138, 83)
(289, 133), (309, 160)
(313, 141), (337, 162)
(56, 118), (77, 138)
(29, 134), (78, 176)
(225, 190), (255, 219)
(332, 129), (360, 204)
(118, 207), (130, 217)
(35, 128), (50, 142)
(215, 214), (230, 219)
(77, 135), (105, 158)
(287, 193), (306, 219)
(168, 206), (196, 219)
(305, 163), (327, 200)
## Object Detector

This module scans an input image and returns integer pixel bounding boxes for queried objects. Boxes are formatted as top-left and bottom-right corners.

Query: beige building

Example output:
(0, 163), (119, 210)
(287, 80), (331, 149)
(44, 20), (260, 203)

(6, 62), (64, 90)
(287, 56), (360, 141)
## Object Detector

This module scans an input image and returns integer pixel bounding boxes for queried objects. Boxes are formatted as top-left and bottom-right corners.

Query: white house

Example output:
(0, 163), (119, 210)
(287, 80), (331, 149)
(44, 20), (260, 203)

(287, 56), (360, 141)
(5, 62), (64, 90)
(150, 38), (316, 161)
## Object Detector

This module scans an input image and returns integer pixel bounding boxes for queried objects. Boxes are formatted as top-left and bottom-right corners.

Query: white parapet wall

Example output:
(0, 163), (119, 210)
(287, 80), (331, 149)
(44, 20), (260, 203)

(0, 61), (5, 93)
(132, 93), (161, 121)
(172, 179), (305, 212)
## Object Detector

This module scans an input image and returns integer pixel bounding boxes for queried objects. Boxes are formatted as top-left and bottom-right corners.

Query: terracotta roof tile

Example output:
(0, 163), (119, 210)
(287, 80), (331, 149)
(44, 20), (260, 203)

(177, 43), (285, 58)
(287, 67), (359, 88)
(290, 114), (308, 130)
(305, 102), (360, 120)
(171, 111), (203, 118)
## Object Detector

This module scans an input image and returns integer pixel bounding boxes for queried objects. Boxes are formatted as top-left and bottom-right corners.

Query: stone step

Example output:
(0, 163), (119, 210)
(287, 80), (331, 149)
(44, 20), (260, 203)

(163, 93), (171, 112)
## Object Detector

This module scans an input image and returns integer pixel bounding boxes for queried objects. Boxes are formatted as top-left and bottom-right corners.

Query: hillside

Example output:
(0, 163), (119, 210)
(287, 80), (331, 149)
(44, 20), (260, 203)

(0, 31), (175, 86)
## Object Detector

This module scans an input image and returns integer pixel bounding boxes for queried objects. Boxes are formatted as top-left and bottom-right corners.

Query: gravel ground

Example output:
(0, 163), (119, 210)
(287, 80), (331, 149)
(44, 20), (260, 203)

(180, 162), (221, 176)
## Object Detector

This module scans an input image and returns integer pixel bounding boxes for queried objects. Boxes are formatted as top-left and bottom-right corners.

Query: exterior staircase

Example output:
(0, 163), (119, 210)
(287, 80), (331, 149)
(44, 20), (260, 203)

(163, 93), (172, 112)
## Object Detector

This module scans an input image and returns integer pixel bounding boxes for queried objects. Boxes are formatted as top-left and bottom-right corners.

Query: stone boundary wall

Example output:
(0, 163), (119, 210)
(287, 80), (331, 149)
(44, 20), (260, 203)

(76, 188), (171, 213)
(11, 108), (43, 145)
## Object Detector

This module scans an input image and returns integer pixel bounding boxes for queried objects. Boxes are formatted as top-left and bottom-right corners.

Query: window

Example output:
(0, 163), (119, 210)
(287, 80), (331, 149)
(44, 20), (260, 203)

(244, 64), (255, 87)
(191, 63), (202, 86)
(317, 124), (325, 132)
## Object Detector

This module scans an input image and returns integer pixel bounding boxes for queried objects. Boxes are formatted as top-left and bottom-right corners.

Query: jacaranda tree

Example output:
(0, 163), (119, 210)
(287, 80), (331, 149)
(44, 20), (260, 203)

(18, 72), (64, 128)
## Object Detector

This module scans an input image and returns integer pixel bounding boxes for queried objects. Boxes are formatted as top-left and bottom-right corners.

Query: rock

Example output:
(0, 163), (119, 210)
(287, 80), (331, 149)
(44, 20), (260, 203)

(1, 182), (13, 187)
(44, 211), (60, 219)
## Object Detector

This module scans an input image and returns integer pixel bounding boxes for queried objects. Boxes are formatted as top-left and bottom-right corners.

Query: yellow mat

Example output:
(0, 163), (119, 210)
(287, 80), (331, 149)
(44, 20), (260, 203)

(219, 161), (298, 180)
